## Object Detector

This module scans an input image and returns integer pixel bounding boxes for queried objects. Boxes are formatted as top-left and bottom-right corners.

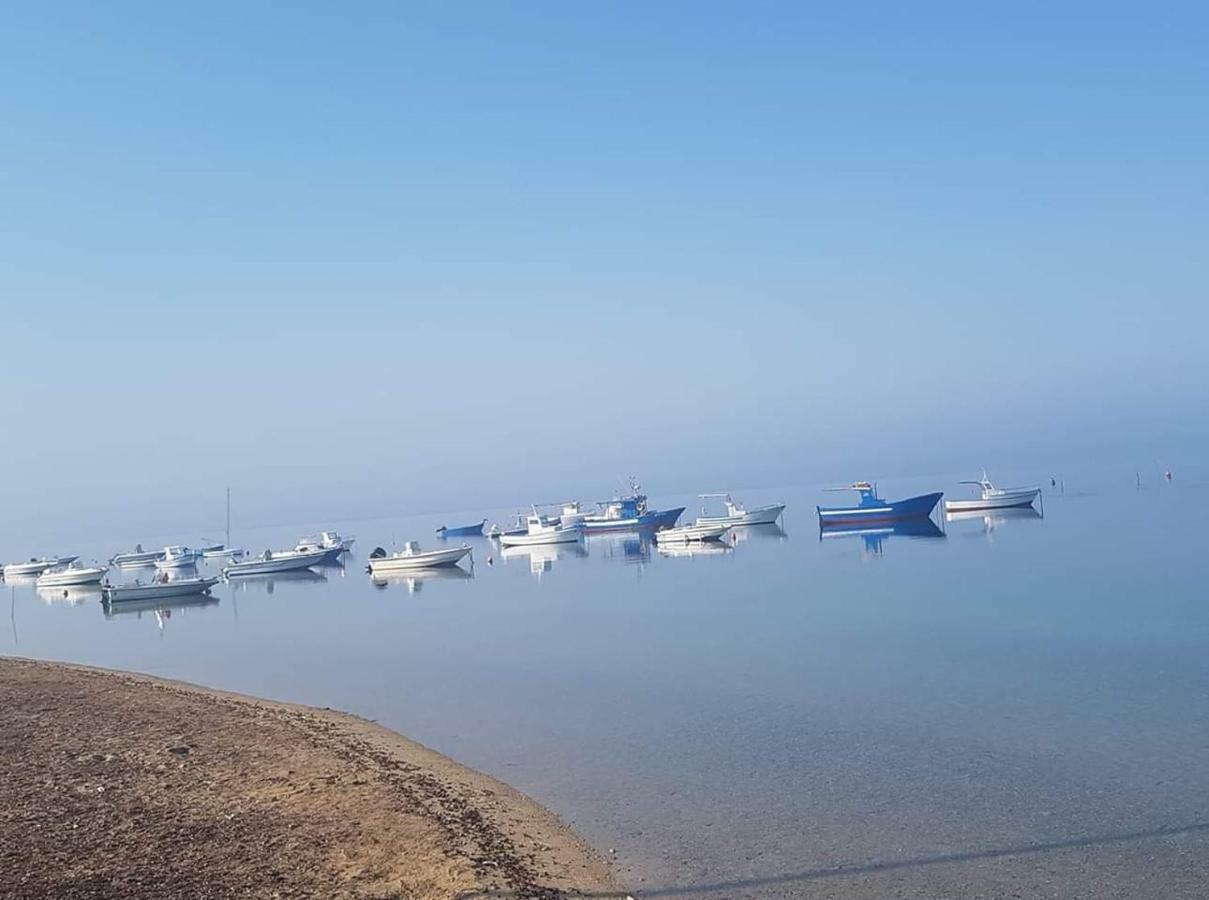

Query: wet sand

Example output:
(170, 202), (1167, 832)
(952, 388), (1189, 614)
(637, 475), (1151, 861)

(0, 657), (621, 899)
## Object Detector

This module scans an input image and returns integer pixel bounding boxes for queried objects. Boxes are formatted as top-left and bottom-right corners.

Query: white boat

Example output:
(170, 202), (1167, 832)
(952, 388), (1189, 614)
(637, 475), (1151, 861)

(3, 555), (78, 578)
(696, 493), (786, 527)
(320, 530), (355, 551)
(110, 545), (163, 568)
(366, 542), (472, 573)
(154, 546), (200, 569)
(498, 513), (582, 547)
(36, 563), (108, 587)
(222, 547), (330, 577)
(943, 473), (1041, 513)
(284, 537), (344, 564)
(102, 576), (220, 602)
(201, 546), (245, 560)
(654, 523), (732, 544)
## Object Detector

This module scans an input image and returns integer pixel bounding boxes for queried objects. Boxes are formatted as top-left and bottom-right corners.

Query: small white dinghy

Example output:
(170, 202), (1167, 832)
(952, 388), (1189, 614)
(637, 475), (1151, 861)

(943, 473), (1041, 513)
(155, 546), (201, 569)
(37, 563), (108, 587)
(366, 542), (471, 573)
(110, 545), (163, 568)
(102, 575), (220, 603)
(498, 513), (582, 547)
(654, 523), (732, 544)
(222, 547), (330, 577)
(4, 555), (79, 578)
(695, 494), (786, 527)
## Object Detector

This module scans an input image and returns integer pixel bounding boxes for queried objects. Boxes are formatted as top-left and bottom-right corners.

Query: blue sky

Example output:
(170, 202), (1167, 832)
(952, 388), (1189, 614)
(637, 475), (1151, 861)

(1, 2), (1206, 545)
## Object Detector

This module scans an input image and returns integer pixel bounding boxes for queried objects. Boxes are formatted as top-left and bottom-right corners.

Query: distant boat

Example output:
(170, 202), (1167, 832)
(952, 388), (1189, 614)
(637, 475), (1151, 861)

(319, 530), (355, 551)
(943, 473), (1041, 513)
(110, 545), (163, 568)
(36, 563), (108, 587)
(654, 523), (732, 544)
(102, 576), (220, 603)
(498, 512), (582, 547)
(695, 494), (786, 527)
(201, 546), (245, 561)
(154, 546), (201, 569)
(222, 547), (330, 577)
(817, 482), (942, 526)
(283, 537), (344, 565)
(564, 479), (684, 533)
(366, 542), (472, 573)
(436, 519), (487, 538)
(3, 555), (79, 578)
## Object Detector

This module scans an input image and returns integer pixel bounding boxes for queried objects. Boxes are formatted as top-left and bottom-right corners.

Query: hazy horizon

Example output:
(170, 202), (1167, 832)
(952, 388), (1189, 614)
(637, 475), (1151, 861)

(2, 2), (1206, 551)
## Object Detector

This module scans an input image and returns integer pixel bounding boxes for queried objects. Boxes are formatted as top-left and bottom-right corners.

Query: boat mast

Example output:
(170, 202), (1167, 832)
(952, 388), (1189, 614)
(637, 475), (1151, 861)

(225, 487), (231, 549)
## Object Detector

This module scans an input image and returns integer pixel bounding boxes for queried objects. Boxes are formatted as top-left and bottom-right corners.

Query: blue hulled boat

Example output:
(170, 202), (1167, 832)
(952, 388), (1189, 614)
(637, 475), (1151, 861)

(816, 482), (942, 527)
(436, 519), (487, 538)
(562, 479), (685, 534)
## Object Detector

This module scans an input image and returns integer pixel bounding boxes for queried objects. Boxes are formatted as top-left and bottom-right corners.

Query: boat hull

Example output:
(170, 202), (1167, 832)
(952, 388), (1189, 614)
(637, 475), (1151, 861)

(37, 567), (107, 587)
(817, 492), (942, 526)
(223, 550), (328, 577)
(436, 520), (486, 537)
(696, 504), (786, 527)
(4, 556), (77, 577)
(102, 577), (220, 602)
(580, 507), (685, 533)
(943, 489), (1039, 512)
(111, 551), (164, 567)
(655, 525), (731, 544)
(367, 547), (471, 572)
(499, 528), (582, 547)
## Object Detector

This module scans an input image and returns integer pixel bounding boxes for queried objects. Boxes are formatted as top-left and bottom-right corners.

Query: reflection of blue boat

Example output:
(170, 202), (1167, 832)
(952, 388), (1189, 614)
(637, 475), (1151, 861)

(819, 517), (945, 555)
(564, 479), (684, 533)
(816, 482), (942, 526)
(436, 519), (486, 538)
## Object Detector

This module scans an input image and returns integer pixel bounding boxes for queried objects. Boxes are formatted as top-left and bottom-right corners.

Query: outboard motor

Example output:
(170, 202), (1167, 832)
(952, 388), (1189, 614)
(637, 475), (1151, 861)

(370, 547), (387, 559)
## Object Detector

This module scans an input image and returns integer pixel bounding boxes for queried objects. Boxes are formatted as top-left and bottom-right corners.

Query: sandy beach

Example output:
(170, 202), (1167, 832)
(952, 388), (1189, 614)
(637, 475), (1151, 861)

(0, 657), (621, 900)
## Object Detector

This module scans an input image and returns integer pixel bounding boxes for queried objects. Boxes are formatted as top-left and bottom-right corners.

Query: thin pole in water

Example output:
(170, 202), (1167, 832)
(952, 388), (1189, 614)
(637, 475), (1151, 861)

(225, 487), (231, 549)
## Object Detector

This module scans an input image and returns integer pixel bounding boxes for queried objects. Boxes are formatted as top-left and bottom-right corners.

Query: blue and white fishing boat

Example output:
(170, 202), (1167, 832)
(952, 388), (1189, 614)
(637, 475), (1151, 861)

(816, 482), (942, 527)
(435, 519), (486, 538)
(566, 479), (685, 533)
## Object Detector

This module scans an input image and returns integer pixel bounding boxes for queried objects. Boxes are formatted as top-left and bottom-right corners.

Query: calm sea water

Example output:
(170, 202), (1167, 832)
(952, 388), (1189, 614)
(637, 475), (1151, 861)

(7, 475), (1209, 898)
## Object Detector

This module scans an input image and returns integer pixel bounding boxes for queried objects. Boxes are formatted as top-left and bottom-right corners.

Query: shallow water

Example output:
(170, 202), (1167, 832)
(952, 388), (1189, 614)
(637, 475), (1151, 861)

(7, 476), (1209, 897)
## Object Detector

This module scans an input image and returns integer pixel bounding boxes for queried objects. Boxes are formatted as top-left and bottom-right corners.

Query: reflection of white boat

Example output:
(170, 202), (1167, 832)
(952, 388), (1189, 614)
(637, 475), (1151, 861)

(370, 566), (473, 593)
(4, 555), (78, 578)
(38, 584), (101, 605)
(222, 548), (330, 577)
(37, 563), (108, 587)
(654, 523), (731, 544)
(696, 494), (786, 527)
(102, 576), (220, 602)
(730, 522), (788, 544)
(155, 546), (201, 569)
(366, 542), (471, 573)
(656, 542), (734, 559)
(227, 569), (328, 594)
(501, 541), (587, 575)
(943, 473), (1040, 512)
(111, 546), (163, 568)
(498, 513), (582, 547)
(102, 592), (220, 618)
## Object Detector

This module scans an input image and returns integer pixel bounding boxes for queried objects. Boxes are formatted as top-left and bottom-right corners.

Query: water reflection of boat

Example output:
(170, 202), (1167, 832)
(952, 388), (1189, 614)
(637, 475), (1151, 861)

(945, 506), (1043, 534)
(729, 522), (788, 544)
(37, 584), (102, 606)
(585, 531), (651, 565)
(819, 517), (945, 556)
(656, 542), (734, 559)
(101, 593), (220, 620)
(501, 541), (588, 576)
(226, 569), (328, 594)
(370, 566), (474, 594)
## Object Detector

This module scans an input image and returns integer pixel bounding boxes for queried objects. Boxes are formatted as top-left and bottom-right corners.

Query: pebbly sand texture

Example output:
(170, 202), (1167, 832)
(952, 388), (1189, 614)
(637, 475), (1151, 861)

(0, 657), (621, 900)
